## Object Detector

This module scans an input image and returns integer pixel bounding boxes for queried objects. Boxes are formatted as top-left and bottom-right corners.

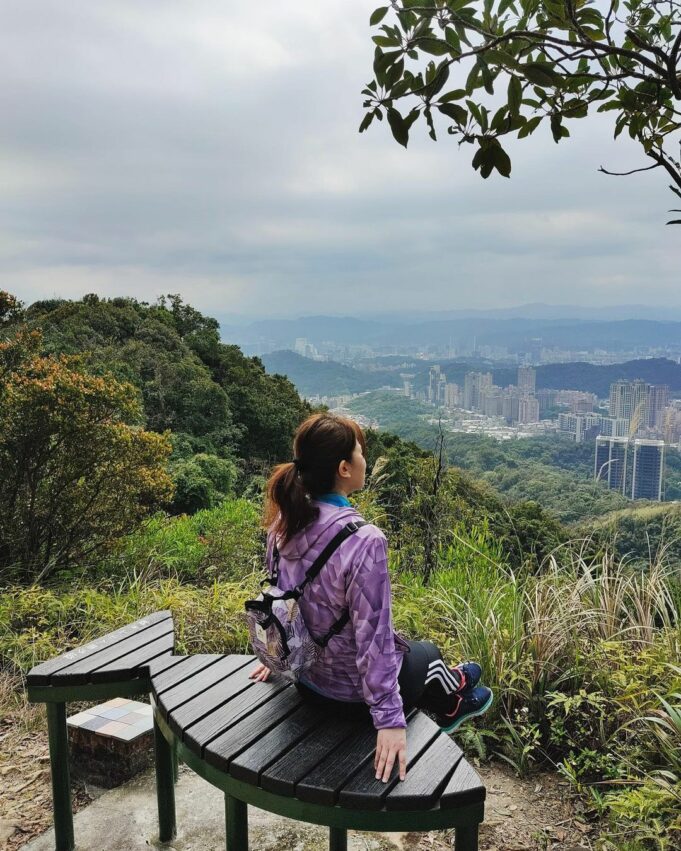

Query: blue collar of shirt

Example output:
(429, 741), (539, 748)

(316, 492), (352, 507)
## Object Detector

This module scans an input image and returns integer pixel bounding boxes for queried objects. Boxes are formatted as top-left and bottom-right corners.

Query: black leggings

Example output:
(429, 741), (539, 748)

(295, 640), (459, 722)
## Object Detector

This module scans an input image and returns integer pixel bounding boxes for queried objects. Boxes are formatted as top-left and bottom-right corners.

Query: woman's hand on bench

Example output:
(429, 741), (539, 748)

(375, 728), (407, 783)
(248, 663), (272, 681)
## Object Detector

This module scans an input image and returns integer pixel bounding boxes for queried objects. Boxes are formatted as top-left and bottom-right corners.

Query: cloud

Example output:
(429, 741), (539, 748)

(0, 0), (679, 318)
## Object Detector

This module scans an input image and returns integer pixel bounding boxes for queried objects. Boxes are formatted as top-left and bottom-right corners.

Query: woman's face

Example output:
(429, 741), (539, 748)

(336, 439), (366, 494)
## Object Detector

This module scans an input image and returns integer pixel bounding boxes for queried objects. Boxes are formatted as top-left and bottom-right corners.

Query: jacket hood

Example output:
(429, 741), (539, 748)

(274, 499), (362, 560)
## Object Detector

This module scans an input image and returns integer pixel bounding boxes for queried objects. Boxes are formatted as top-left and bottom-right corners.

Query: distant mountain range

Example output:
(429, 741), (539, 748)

(222, 314), (681, 352)
(216, 303), (681, 325)
(261, 351), (681, 398)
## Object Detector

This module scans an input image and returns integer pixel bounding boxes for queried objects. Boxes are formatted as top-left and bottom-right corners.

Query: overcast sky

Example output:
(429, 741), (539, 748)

(1, 0), (680, 319)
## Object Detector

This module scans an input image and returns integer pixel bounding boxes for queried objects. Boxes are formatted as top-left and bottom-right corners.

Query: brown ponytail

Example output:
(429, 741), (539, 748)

(262, 412), (366, 546)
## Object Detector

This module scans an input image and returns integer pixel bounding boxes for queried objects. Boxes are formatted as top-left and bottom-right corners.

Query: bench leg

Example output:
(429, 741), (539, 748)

(172, 739), (179, 784)
(46, 702), (75, 851)
(329, 827), (347, 851)
(455, 824), (479, 851)
(154, 716), (177, 842)
(225, 794), (248, 850)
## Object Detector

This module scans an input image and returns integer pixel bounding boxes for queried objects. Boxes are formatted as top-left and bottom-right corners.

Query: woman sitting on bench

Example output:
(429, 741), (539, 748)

(249, 413), (493, 784)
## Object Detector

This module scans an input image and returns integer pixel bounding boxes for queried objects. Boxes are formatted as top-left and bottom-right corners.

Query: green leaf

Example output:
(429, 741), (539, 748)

(387, 107), (409, 147)
(493, 145), (512, 177)
(517, 115), (542, 137)
(491, 105), (509, 132)
(424, 61), (450, 97)
(370, 6), (390, 26)
(358, 112), (374, 133)
(418, 37), (452, 56)
(444, 27), (461, 52)
(523, 63), (560, 88)
(440, 89), (467, 102)
(424, 106), (437, 141)
(550, 113), (563, 142)
(372, 36), (400, 48)
(508, 76), (522, 116)
(438, 102), (468, 125)
(466, 99), (484, 128)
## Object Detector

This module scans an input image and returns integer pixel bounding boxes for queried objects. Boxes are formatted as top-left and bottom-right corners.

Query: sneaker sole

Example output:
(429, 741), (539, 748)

(439, 690), (494, 734)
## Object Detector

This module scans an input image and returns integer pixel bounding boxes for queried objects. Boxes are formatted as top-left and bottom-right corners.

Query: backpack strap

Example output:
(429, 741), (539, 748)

(297, 519), (368, 593)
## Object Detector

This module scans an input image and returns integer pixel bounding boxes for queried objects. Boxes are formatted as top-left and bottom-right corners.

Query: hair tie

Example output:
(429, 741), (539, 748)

(292, 457), (303, 472)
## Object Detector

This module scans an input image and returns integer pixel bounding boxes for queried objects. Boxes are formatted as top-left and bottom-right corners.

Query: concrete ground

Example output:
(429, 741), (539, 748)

(20, 764), (409, 851)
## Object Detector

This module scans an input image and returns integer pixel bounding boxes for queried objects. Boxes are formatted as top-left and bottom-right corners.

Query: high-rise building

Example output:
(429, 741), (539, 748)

(480, 388), (503, 417)
(517, 394), (539, 424)
(595, 436), (629, 493)
(536, 388), (558, 412)
(427, 365), (441, 404)
(631, 440), (665, 501)
(463, 371), (493, 411)
(444, 382), (460, 408)
(559, 413), (603, 442)
(609, 379), (648, 422)
(662, 406), (681, 444)
(517, 366), (536, 394)
(573, 397), (594, 414)
(600, 417), (630, 438)
(646, 385), (669, 429)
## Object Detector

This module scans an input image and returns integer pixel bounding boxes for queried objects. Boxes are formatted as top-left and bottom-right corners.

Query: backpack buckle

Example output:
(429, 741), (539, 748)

(345, 521), (360, 532)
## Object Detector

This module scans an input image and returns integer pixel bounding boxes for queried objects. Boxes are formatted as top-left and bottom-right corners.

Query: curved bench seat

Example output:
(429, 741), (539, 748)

(27, 611), (485, 850)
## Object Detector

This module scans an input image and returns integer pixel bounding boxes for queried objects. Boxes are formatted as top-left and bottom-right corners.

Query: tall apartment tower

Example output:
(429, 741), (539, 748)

(631, 439), (665, 501)
(646, 385), (669, 429)
(517, 366), (536, 394)
(518, 395), (540, 424)
(609, 379), (648, 423)
(463, 371), (493, 411)
(428, 365), (441, 404)
(444, 382), (460, 409)
(595, 436), (630, 494)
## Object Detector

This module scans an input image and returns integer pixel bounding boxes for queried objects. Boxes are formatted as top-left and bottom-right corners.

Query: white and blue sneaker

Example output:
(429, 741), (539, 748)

(435, 686), (494, 733)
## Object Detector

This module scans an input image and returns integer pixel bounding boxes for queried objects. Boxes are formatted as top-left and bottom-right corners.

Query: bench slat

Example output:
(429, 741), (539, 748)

(89, 632), (175, 683)
(385, 732), (463, 811)
(27, 611), (171, 686)
(157, 655), (250, 717)
(439, 757), (486, 808)
(337, 712), (438, 810)
(51, 620), (174, 686)
(204, 687), (302, 770)
(260, 717), (359, 797)
(229, 703), (322, 785)
(162, 660), (259, 731)
(295, 707), (420, 806)
(181, 678), (290, 751)
(152, 655), (225, 695)
(147, 654), (188, 678)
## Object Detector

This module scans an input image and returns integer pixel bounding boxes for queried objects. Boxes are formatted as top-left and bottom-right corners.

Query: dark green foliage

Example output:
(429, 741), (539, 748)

(16, 293), (312, 470)
(364, 1), (681, 220)
(170, 453), (238, 515)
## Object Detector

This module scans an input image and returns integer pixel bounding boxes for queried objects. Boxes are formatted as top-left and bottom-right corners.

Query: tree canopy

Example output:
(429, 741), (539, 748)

(0, 329), (173, 581)
(362, 0), (681, 221)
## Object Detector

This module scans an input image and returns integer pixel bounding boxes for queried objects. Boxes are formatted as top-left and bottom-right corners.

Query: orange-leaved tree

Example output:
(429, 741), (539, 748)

(0, 327), (174, 582)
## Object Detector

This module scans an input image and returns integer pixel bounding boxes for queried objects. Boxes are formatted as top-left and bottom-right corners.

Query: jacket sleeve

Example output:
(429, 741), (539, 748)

(345, 530), (406, 730)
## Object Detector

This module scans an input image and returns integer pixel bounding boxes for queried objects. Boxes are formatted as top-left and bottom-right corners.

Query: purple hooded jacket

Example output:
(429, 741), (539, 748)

(266, 499), (409, 730)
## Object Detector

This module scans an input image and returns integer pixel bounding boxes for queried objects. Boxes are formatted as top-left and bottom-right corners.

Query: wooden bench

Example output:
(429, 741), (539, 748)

(27, 611), (486, 851)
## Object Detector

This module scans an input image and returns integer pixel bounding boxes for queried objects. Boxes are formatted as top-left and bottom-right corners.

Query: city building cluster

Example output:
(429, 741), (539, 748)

(410, 365), (543, 427)
(407, 368), (679, 502)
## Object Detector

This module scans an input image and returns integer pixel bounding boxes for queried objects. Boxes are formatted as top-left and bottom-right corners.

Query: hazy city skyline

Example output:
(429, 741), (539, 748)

(2, 1), (681, 318)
